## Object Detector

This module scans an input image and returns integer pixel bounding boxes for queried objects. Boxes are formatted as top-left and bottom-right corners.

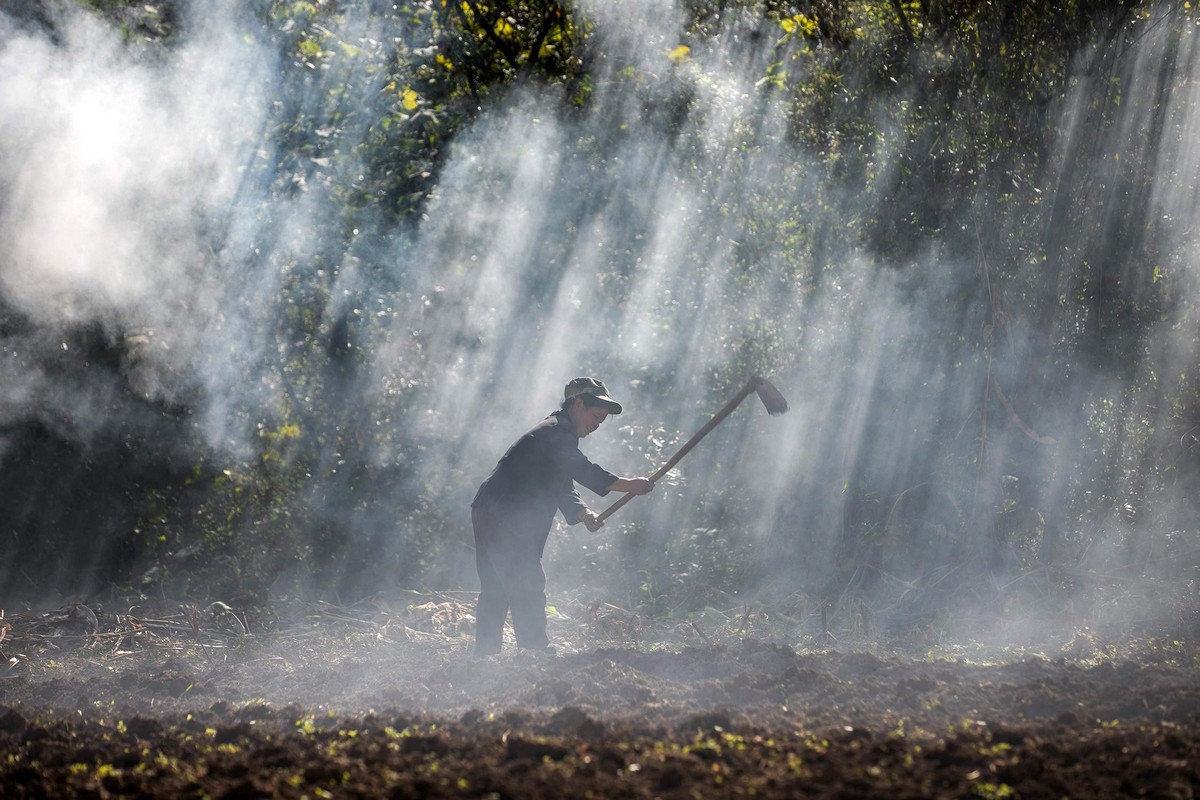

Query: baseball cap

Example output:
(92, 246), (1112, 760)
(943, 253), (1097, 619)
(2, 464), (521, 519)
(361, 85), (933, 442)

(564, 377), (623, 414)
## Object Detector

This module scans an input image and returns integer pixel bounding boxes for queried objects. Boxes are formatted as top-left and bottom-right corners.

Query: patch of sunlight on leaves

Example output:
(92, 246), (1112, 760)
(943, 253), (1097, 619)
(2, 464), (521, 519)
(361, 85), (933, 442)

(972, 782), (1016, 799)
(297, 39), (324, 58)
(780, 14), (818, 36)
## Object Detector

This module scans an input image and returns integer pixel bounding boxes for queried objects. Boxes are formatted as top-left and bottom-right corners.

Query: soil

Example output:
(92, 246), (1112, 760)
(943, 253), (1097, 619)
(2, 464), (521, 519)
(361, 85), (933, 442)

(1, 598), (1198, 798)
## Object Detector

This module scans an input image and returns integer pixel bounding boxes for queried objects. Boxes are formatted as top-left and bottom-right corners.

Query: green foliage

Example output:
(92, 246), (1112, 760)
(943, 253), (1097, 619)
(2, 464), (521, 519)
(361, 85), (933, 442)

(6, 0), (1198, 642)
(75, 0), (180, 41)
(253, 0), (588, 218)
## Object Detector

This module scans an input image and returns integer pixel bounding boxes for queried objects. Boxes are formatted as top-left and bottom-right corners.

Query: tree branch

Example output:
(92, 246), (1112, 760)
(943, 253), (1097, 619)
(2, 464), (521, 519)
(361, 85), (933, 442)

(527, 2), (564, 72)
(463, 0), (521, 70)
(891, 0), (915, 42)
(992, 377), (1057, 446)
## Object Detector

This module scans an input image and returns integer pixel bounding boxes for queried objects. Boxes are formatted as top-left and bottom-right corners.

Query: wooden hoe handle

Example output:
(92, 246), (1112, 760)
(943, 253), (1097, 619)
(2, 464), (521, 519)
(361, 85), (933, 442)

(596, 378), (764, 523)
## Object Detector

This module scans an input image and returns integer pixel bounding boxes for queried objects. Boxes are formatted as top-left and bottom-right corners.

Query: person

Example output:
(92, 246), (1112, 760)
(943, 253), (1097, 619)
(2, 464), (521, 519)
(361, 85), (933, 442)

(470, 377), (655, 656)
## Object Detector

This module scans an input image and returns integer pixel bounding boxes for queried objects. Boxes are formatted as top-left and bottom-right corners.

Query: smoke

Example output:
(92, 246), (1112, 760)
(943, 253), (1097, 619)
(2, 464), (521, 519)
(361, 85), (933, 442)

(0, 2), (270, 447)
(397, 0), (1200, 637)
(1, 0), (1197, 641)
(374, 1), (977, 615)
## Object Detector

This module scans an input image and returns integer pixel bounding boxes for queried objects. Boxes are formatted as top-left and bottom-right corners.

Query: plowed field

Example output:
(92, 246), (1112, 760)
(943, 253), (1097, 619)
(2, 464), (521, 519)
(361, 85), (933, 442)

(1, 601), (1197, 798)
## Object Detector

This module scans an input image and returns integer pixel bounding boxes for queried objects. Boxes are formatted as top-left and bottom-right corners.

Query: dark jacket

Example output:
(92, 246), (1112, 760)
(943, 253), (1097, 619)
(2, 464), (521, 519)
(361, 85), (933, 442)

(473, 410), (618, 533)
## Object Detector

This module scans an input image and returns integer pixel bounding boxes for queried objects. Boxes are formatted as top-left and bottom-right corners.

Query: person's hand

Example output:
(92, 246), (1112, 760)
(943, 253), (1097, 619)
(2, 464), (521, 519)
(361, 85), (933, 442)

(625, 477), (655, 495)
(607, 476), (656, 496)
(582, 509), (605, 532)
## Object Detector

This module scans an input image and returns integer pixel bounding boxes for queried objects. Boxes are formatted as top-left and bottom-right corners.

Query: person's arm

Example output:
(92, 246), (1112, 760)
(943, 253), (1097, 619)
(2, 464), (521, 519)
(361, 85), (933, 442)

(559, 487), (589, 525)
(552, 429), (653, 530)
(577, 477), (656, 532)
(608, 476), (655, 495)
(553, 435), (619, 527)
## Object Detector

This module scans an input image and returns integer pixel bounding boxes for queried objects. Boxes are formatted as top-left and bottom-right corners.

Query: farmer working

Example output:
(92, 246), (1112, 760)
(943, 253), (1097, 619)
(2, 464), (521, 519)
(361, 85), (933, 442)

(471, 377), (655, 656)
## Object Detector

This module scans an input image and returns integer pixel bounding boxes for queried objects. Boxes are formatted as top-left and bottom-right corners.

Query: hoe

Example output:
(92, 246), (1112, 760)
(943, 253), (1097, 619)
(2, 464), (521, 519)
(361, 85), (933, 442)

(597, 374), (789, 522)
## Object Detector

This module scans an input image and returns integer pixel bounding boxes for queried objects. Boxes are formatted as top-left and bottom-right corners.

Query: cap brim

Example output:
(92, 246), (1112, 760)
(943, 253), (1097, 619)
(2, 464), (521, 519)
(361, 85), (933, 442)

(595, 396), (622, 414)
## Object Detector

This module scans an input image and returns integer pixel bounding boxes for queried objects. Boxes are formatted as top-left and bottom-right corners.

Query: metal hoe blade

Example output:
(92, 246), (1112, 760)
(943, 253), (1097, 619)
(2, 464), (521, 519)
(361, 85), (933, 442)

(752, 375), (789, 416)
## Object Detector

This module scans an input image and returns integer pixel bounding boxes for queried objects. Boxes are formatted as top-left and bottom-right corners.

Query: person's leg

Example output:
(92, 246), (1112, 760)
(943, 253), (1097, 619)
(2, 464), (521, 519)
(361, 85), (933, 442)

(472, 509), (508, 656)
(505, 544), (550, 651)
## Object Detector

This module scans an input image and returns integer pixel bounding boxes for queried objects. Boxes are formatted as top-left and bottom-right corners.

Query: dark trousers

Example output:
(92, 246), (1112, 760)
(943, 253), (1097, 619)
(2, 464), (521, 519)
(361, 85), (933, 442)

(472, 506), (550, 655)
